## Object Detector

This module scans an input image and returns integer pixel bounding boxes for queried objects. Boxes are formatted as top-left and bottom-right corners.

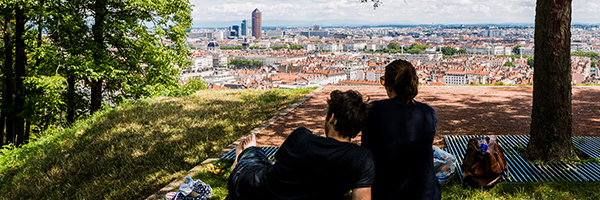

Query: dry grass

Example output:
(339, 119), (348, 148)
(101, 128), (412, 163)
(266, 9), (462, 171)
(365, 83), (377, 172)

(0, 88), (314, 199)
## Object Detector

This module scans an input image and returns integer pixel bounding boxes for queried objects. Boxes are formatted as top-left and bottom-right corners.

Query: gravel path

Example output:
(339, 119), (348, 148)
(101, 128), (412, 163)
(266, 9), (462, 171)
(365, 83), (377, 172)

(255, 86), (600, 147)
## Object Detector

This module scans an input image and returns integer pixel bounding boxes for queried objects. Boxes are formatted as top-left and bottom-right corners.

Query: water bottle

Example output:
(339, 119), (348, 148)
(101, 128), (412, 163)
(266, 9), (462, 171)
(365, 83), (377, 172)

(480, 141), (487, 151)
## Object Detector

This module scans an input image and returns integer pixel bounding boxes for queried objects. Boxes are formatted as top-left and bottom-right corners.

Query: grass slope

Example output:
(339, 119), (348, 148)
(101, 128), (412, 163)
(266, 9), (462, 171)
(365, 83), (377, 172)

(0, 88), (314, 199)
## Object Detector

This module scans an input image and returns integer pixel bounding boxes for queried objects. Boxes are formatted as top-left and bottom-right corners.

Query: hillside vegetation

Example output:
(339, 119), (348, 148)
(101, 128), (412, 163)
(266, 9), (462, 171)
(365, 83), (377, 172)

(0, 88), (314, 199)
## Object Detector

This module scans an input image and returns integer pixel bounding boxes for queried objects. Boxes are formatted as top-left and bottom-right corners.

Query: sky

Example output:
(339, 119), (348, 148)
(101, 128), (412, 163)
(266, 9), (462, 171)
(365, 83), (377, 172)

(189, 0), (599, 28)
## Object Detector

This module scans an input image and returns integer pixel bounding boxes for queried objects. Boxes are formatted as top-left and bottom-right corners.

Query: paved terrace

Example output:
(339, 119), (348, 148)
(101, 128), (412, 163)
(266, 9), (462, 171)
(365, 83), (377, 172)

(257, 86), (600, 147)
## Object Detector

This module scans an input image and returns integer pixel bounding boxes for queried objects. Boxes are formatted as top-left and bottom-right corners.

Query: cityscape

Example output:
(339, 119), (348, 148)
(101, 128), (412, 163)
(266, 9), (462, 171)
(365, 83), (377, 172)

(181, 8), (600, 89)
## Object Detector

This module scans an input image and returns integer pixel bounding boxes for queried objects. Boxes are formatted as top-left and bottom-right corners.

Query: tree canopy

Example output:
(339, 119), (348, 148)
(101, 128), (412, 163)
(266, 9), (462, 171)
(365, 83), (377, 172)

(406, 43), (430, 54)
(571, 50), (599, 60)
(437, 46), (465, 56)
(0, 0), (193, 147)
(512, 45), (523, 55)
(228, 59), (264, 69)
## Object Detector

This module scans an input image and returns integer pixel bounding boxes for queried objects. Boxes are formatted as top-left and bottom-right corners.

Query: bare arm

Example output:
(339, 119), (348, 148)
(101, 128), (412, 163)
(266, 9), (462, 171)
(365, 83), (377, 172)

(352, 187), (371, 200)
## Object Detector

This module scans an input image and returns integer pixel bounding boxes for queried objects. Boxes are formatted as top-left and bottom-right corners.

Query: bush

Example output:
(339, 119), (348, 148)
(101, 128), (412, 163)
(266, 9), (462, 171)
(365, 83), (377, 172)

(185, 77), (208, 91)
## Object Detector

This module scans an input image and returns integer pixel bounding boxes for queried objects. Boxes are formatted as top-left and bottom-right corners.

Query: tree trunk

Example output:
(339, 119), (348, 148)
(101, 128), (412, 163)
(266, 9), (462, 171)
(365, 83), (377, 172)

(0, 19), (6, 147)
(90, 0), (107, 114)
(14, 5), (27, 146)
(2, 14), (15, 145)
(67, 74), (75, 123)
(25, 121), (30, 144)
(90, 79), (103, 113)
(527, 0), (576, 162)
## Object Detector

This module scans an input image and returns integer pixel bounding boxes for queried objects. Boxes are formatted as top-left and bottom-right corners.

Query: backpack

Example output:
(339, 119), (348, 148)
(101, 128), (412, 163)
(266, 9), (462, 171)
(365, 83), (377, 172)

(461, 136), (509, 187)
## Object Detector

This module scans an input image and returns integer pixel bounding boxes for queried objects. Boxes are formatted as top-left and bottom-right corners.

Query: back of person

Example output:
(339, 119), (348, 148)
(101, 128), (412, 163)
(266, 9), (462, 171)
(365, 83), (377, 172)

(263, 127), (374, 200)
(362, 99), (439, 199)
(361, 59), (441, 200)
(228, 90), (374, 200)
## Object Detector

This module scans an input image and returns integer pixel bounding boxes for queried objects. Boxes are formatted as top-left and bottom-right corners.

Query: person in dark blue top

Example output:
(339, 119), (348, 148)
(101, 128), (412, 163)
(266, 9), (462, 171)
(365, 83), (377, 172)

(362, 59), (441, 200)
(228, 90), (374, 200)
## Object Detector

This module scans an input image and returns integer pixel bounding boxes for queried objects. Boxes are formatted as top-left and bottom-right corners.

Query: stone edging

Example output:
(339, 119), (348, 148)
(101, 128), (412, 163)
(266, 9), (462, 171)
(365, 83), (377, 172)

(144, 86), (324, 200)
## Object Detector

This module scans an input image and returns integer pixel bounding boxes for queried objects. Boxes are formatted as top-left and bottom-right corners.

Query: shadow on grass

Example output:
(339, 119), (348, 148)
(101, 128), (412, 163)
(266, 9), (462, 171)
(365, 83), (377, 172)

(0, 89), (311, 199)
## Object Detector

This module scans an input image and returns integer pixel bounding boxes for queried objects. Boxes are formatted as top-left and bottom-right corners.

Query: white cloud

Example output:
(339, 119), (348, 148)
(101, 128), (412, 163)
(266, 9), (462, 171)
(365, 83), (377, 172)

(190, 0), (598, 26)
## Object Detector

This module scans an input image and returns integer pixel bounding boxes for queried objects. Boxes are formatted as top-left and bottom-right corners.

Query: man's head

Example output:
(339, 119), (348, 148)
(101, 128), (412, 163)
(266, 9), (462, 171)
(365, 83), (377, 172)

(325, 90), (370, 139)
(383, 59), (419, 103)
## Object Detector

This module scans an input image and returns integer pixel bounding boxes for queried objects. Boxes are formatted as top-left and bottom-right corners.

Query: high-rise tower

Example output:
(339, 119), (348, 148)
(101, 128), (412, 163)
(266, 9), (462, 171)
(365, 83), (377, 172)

(252, 8), (262, 39)
(241, 19), (247, 36)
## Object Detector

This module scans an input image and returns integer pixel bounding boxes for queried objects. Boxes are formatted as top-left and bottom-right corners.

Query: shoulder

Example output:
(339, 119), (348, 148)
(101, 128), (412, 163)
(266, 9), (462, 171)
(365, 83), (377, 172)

(287, 127), (314, 141)
(415, 100), (436, 113)
(369, 99), (391, 111)
(348, 145), (374, 162)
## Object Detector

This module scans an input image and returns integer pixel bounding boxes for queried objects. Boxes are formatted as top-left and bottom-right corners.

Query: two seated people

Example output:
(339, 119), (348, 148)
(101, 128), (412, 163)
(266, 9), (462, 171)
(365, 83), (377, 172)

(229, 59), (441, 200)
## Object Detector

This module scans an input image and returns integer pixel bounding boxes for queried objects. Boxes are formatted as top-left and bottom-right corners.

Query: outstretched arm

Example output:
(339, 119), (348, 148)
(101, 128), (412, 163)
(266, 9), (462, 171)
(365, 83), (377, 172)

(352, 187), (371, 200)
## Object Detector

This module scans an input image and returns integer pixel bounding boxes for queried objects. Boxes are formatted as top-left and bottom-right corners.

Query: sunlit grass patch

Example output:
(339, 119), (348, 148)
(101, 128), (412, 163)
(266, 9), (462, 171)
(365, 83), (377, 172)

(441, 178), (600, 199)
(0, 88), (314, 199)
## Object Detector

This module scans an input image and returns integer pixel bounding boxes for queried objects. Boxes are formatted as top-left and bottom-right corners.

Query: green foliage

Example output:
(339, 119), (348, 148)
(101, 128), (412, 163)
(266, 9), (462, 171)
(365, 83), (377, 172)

(0, 88), (314, 199)
(360, 0), (382, 9)
(47, 0), (194, 111)
(527, 57), (535, 67)
(387, 42), (400, 50)
(220, 45), (243, 50)
(512, 45), (523, 55)
(289, 44), (304, 50)
(407, 43), (430, 54)
(22, 75), (68, 130)
(437, 46), (464, 56)
(184, 77), (208, 92)
(571, 50), (599, 60)
(271, 46), (286, 50)
(503, 61), (515, 67)
(228, 58), (264, 68)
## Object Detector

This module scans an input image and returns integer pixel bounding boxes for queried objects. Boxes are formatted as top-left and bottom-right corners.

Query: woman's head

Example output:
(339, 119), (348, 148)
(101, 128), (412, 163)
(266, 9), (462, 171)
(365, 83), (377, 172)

(383, 59), (418, 103)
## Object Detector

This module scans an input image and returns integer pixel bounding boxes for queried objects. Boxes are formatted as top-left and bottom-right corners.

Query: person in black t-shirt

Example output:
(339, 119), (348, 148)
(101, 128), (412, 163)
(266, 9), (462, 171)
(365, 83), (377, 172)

(228, 90), (374, 200)
(362, 59), (441, 200)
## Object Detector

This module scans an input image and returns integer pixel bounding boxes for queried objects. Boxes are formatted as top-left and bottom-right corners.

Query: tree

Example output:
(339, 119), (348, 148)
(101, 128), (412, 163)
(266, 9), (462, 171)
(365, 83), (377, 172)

(503, 61), (515, 67)
(407, 43), (429, 54)
(228, 58), (263, 68)
(0, 0), (192, 147)
(527, 0), (576, 162)
(289, 44), (304, 50)
(2, 8), (16, 146)
(49, 0), (193, 113)
(387, 42), (399, 50)
(437, 46), (458, 56)
(0, 0), (67, 146)
(512, 45), (522, 55)
(527, 57), (535, 67)
(571, 50), (599, 60)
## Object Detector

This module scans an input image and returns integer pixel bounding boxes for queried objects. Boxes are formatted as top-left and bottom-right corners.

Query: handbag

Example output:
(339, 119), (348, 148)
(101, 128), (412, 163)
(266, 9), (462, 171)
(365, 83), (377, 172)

(461, 136), (509, 187)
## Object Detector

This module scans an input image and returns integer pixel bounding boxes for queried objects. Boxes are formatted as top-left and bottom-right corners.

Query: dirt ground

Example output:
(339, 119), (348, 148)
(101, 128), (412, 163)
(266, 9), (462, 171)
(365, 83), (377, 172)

(255, 86), (600, 147)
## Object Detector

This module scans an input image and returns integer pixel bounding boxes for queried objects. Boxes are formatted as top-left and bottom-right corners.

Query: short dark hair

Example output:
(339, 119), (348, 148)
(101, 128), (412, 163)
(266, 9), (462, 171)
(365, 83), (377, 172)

(384, 59), (419, 103)
(326, 90), (370, 138)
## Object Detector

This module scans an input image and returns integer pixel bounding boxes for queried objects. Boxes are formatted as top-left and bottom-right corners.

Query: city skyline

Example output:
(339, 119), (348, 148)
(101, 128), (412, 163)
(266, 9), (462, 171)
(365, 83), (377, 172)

(190, 0), (599, 28)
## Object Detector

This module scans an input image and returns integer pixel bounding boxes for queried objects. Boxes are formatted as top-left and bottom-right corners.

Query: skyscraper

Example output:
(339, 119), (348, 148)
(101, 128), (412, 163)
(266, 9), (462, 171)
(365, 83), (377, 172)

(232, 25), (240, 37)
(241, 19), (247, 36)
(252, 8), (262, 39)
